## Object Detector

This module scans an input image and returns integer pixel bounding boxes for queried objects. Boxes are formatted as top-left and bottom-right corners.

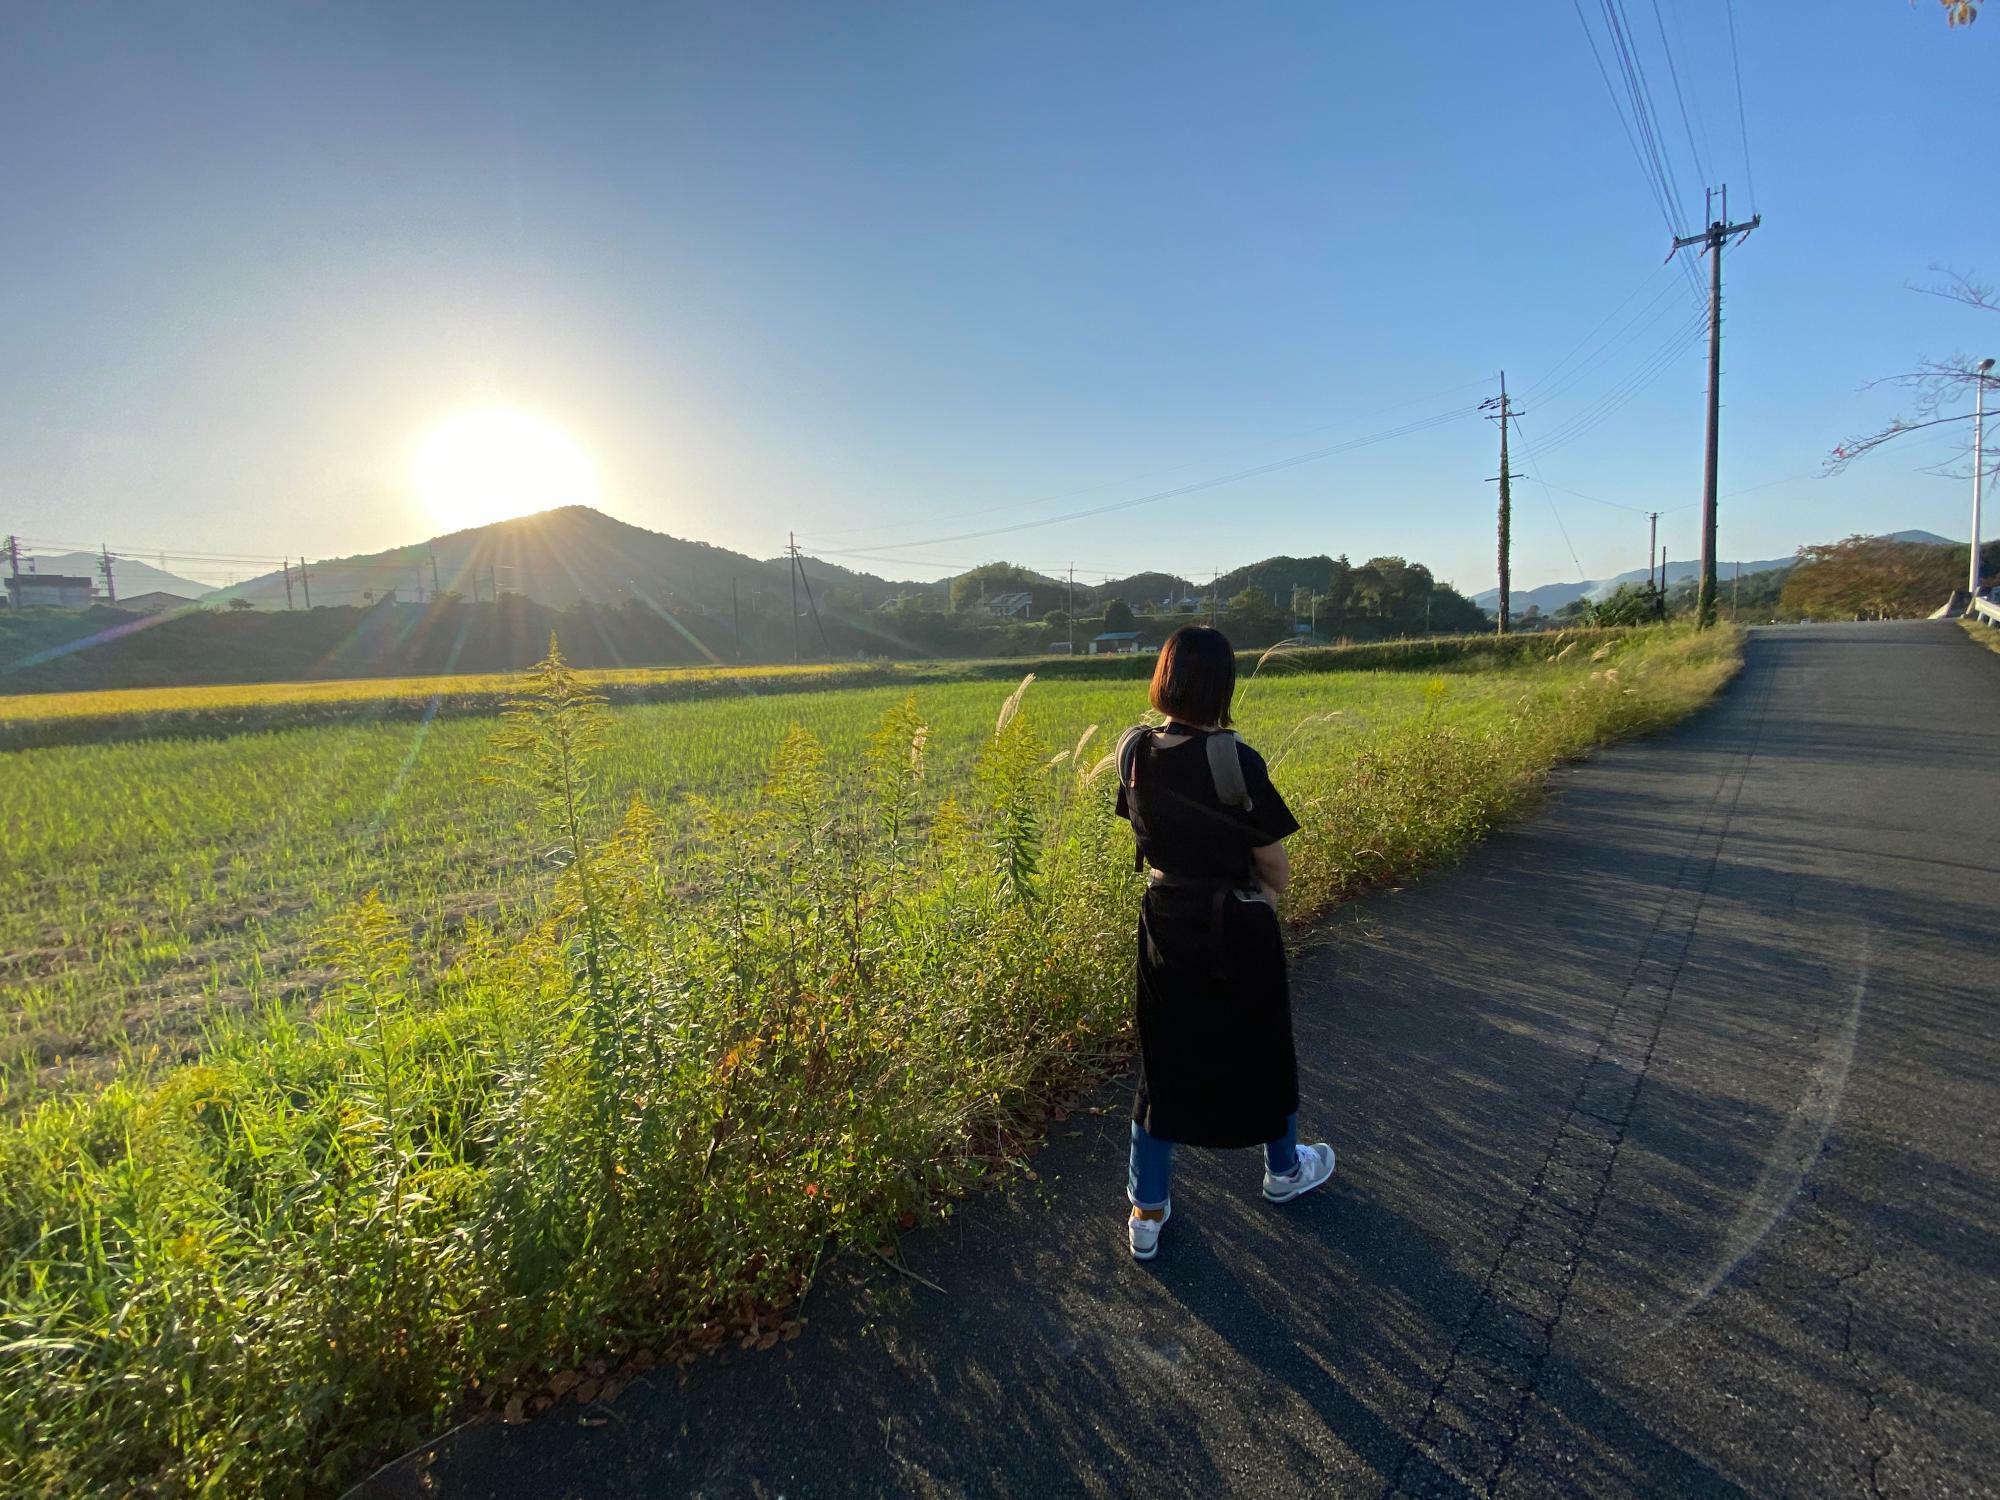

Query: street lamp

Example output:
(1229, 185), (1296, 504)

(1974, 358), (1996, 599)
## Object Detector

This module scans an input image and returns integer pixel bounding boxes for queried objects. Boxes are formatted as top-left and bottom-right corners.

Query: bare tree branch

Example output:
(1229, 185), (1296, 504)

(1828, 267), (1997, 476)
(1906, 267), (1997, 311)
(1825, 410), (1990, 474)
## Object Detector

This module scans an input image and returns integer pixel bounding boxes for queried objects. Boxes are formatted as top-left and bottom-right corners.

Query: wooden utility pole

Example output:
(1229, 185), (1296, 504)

(1480, 374), (1524, 635)
(797, 546), (827, 656)
(281, 560), (295, 610)
(98, 545), (117, 604)
(1673, 186), (1761, 627)
(300, 558), (312, 608)
(788, 532), (801, 661)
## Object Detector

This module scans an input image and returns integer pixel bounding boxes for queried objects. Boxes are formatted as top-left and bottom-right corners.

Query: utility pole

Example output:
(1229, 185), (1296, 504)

(788, 533), (801, 662)
(430, 549), (442, 599)
(1646, 513), (1660, 595)
(300, 558), (312, 608)
(1480, 373), (1524, 635)
(1972, 358), (1994, 598)
(98, 544), (117, 605)
(1732, 561), (1741, 619)
(4, 535), (19, 586)
(1067, 563), (1075, 655)
(1673, 186), (1761, 627)
(282, 560), (295, 610)
(797, 544), (828, 656)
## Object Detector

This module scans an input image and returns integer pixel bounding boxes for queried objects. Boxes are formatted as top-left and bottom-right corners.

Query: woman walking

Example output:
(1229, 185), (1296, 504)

(1114, 625), (1335, 1261)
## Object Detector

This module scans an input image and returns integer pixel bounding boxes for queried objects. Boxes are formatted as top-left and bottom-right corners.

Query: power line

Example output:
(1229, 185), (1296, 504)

(1569, 0), (1708, 310)
(1525, 476), (1695, 517)
(1518, 307), (1710, 456)
(1664, 0), (1719, 174)
(1570, 0), (1680, 240)
(1648, 0), (1709, 190)
(1722, 0), (1758, 212)
(1522, 278), (1699, 410)
(1603, 0), (1688, 223)
(810, 379), (1493, 548)
(1516, 262), (1680, 405)
(796, 403), (1481, 557)
(1519, 311), (1709, 456)
(1507, 415), (1592, 582)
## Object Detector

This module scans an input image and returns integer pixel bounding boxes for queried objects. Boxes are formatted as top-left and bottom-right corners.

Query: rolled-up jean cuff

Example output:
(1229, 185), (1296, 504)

(1128, 1119), (1173, 1208)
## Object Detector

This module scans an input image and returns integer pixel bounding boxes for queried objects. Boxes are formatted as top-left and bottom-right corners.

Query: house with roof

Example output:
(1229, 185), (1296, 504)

(114, 591), (202, 616)
(1088, 630), (1149, 655)
(4, 574), (96, 609)
(975, 590), (1035, 619)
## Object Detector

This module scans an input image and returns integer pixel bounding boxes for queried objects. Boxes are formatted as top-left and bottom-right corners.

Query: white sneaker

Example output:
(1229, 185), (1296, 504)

(1262, 1142), (1336, 1203)
(1128, 1201), (1171, 1261)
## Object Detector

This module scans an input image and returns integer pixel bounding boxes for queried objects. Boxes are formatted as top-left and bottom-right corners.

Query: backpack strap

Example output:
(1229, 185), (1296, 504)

(1115, 724), (1154, 791)
(1204, 730), (1254, 812)
(1116, 724), (1154, 872)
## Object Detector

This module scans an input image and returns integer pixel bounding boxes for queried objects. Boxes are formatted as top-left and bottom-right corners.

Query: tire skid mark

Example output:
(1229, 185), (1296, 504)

(1382, 661), (1779, 1498)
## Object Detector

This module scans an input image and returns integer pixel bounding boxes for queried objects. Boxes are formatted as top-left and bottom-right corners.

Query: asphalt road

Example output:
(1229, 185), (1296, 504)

(360, 621), (2000, 1499)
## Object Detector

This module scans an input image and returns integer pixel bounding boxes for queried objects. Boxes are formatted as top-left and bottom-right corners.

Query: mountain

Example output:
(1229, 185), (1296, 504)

(205, 506), (914, 613)
(1473, 531), (1961, 615)
(1095, 572), (1200, 609)
(21, 551), (207, 600)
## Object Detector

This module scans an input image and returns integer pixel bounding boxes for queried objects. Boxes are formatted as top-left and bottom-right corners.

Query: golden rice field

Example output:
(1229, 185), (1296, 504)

(0, 657), (886, 725)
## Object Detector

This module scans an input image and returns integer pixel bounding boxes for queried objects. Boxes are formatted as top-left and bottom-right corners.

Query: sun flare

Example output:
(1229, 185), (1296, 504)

(409, 405), (600, 533)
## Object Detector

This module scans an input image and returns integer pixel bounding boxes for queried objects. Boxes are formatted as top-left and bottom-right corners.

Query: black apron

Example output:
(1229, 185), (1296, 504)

(1131, 876), (1298, 1150)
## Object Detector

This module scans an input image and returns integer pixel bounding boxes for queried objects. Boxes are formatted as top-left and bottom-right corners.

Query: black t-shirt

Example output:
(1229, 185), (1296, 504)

(1115, 727), (1301, 880)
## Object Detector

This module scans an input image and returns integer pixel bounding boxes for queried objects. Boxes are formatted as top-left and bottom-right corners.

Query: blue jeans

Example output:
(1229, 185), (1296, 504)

(1128, 1114), (1298, 1210)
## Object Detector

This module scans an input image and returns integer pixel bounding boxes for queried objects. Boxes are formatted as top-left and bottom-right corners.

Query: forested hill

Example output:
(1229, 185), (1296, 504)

(207, 506), (906, 614)
(3, 508), (1495, 693)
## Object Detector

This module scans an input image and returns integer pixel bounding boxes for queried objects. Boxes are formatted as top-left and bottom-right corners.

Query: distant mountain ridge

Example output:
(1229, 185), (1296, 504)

(206, 506), (909, 615)
(1473, 530), (1957, 614)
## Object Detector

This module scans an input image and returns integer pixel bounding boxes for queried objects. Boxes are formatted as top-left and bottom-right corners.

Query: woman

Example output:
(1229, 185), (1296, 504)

(1114, 625), (1335, 1261)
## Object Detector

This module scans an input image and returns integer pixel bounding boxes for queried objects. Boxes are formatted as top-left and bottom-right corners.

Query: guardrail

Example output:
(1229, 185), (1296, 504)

(1972, 596), (2000, 628)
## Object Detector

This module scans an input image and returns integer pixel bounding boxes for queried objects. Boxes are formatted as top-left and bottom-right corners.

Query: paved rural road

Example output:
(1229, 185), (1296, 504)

(360, 621), (2000, 1499)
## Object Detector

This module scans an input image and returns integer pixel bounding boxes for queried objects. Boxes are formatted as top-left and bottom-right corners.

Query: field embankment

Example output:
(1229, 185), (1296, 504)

(0, 626), (1739, 1497)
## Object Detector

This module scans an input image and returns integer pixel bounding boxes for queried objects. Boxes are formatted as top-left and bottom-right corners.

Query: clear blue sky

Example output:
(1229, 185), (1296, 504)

(3, 2), (1994, 594)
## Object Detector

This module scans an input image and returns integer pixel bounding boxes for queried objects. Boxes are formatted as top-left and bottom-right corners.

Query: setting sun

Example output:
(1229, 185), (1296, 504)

(408, 404), (600, 533)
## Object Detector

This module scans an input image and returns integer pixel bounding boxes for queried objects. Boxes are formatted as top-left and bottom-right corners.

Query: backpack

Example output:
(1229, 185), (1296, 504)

(1115, 723), (1254, 812)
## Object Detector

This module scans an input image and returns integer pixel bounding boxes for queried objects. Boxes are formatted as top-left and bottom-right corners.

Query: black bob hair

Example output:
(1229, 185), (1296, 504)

(1148, 625), (1236, 728)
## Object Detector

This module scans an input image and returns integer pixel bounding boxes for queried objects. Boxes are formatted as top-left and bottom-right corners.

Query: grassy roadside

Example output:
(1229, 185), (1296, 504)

(1959, 617), (2000, 657)
(0, 626), (1741, 1497)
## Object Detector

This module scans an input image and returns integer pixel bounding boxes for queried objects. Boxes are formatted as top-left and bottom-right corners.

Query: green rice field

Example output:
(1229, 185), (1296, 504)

(0, 626), (1740, 1496)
